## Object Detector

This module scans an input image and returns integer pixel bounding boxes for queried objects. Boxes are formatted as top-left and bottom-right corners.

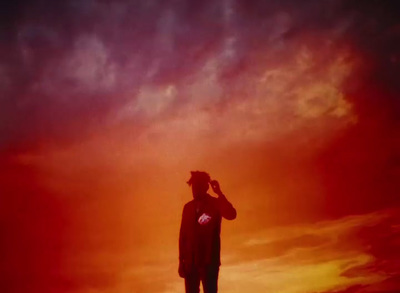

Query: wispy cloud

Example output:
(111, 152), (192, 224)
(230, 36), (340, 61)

(213, 209), (398, 293)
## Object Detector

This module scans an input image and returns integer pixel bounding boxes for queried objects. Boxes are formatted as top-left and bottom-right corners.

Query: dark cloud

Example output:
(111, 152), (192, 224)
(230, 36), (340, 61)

(0, 0), (398, 150)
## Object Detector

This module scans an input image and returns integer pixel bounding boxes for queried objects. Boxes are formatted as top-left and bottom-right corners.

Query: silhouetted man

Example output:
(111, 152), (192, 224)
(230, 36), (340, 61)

(179, 171), (237, 293)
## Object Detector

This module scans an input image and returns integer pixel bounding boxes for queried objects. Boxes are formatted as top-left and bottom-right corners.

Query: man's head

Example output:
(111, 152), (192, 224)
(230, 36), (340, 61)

(187, 171), (210, 200)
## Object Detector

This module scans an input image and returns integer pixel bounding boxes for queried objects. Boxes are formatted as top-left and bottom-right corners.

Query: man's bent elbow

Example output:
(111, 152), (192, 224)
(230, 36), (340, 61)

(225, 208), (237, 220)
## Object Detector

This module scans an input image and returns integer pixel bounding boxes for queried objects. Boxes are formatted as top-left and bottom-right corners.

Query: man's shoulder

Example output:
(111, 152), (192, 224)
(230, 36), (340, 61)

(183, 200), (195, 209)
(183, 196), (218, 208)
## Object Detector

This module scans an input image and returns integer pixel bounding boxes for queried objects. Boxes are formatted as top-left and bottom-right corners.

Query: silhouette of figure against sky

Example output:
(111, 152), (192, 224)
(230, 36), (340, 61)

(179, 171), (237, 293)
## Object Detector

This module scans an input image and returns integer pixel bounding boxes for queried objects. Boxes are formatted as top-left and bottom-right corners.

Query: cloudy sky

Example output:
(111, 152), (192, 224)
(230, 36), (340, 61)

(0, 0), (399, 292)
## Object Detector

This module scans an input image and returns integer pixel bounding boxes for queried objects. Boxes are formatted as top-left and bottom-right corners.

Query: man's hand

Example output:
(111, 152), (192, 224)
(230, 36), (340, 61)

(178, 261), (186, 278)
(210, 180), (223, 197)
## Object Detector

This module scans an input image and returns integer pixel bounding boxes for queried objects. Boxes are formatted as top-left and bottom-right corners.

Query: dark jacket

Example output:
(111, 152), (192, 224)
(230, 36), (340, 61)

(179, 194), (236, 270)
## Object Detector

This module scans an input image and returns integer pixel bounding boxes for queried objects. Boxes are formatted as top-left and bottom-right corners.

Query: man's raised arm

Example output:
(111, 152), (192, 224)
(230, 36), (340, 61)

(210, 180), (237, 220)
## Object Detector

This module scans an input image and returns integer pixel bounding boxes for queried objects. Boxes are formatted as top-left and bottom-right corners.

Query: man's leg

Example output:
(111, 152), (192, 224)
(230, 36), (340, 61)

(201, 266), (219, 293)
(185, 269), (201, 293)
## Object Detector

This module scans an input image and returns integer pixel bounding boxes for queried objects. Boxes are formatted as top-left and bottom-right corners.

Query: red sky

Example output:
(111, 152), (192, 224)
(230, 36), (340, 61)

(0, 1), (399, 292)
